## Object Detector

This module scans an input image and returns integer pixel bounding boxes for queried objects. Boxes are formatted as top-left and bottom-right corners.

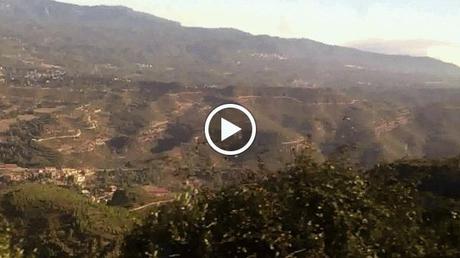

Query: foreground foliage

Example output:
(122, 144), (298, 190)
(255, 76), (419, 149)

(123, 155), (460, 258)
(1, 154), (460, 257)
(1, 184), (135, 257)
(0, 215), (21, 258)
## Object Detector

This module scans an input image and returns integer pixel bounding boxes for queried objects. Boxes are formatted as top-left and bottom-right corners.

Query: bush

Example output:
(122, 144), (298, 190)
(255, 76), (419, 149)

(122, 154), (449, 258)
(1, 184), (134, 257)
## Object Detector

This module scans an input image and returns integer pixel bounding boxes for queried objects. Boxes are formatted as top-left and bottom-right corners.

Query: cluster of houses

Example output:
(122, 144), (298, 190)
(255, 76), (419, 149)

(2, 66), (66, 87)
(0, 163), (94, 187)
(0, 164), (173, 206)
(250, 52), (288, 61)
(24, 68), (66, 83)
(0, 163), (120, 203)
(0, 66), (5, 84)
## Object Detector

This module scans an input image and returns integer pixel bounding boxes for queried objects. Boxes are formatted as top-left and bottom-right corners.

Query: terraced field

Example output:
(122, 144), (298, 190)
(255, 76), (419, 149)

(2, 81), (460, 170)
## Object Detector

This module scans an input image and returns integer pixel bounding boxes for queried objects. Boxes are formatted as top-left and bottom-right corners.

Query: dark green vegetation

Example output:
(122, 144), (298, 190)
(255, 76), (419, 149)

(108, 187), (159, 209)
(0, 215), (21, 258)
(151, 123), (194, 153)
(121, 154), (460, 258)
(0, 184), (135, 257)
(0, 117), (62, 167)
(0, 153), (459, 257)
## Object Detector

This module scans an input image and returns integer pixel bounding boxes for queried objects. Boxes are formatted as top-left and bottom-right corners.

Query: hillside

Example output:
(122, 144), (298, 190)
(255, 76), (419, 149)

(1, 1), (460, 257)
(2, 154), (460, 257)
(0, 183), (134, 257)
(2, 78), (460, 171)
(0, 0), (460, 172)
(0, 0), (459, 88)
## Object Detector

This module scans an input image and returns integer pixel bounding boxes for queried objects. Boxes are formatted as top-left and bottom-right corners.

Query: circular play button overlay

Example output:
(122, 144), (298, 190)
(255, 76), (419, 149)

(204, 104), (257, 156)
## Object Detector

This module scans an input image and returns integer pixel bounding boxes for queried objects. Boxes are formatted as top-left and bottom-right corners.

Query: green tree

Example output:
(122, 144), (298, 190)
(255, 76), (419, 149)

(0, 215), (21, 258)
(122, 153), (440, 258)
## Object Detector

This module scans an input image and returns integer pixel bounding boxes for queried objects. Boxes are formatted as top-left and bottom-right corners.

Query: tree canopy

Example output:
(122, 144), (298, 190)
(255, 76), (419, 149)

(122, 155), (460, 257)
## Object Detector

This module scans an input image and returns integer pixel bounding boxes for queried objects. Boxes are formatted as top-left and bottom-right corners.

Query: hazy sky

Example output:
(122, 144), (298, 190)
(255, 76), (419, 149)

(57, 0), (460, 66)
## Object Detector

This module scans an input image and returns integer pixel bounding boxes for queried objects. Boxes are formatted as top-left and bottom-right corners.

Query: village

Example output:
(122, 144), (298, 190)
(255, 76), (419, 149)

(0, 163), (152, 204)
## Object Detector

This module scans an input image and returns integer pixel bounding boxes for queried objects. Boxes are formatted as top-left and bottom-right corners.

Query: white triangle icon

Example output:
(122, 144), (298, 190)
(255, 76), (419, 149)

(221, 118), (242, 142)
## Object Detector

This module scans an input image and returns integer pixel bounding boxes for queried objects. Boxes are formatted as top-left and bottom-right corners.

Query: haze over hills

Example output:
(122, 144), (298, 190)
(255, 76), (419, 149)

(1, 0), (460, 88)
(0, 0), (460, 171)
(2, 1), (460, 257)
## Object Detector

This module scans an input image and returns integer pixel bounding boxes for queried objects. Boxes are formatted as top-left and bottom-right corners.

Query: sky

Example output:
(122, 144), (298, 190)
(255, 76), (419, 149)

(57, 0), (460, 66)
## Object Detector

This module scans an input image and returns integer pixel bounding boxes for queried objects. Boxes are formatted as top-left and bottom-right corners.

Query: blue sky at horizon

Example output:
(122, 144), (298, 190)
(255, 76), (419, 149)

(57, 0), (460, 65)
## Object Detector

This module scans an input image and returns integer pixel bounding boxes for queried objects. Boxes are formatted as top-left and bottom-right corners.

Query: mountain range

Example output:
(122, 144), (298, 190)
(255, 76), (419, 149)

(1, 0), (460, 88)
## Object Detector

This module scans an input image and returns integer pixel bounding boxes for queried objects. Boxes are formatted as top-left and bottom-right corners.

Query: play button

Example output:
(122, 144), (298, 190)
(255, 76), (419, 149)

(221, 118), (241, 142)
(205, 104), (257, 156)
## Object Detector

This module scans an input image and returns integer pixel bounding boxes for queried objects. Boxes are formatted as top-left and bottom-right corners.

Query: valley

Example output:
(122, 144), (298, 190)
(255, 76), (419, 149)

(0, 1), (460, 257)
(2, 77), (460, 173)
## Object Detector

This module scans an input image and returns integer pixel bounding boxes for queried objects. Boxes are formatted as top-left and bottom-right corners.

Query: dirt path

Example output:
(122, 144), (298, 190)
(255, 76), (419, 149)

(237, 95), (260, 100)
(281, 138), (305, 145)
(33, 129), (82, 142)
(86, 114), (97, 129)
(129, 198), (175, 212)
(149, 121), (168, 129)
(272, 96), (303, 103)
(237, 96), (360, 106)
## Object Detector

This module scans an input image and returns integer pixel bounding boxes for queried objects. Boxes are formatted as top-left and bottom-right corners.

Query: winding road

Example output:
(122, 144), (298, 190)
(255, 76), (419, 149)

(33, 129), (81, 142)
(129, 198), (175, 212)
